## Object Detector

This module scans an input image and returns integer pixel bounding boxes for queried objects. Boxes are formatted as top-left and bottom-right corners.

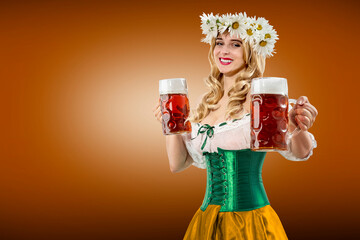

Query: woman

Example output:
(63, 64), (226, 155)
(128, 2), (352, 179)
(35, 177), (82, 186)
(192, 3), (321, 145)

(153, 12), (318, 240)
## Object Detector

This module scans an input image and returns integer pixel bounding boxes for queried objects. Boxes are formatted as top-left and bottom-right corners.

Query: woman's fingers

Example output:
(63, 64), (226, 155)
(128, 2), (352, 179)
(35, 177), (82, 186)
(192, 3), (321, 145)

(295, 107), (313, 126)
(295, 103), (318, 128)
(153, 101), (163, 123)
(296, 96), (309, 105)
(295, 116), (307, 131)
(295, 107), (312, 119)
(153, 101), (160, 111)
(295, 115), (311, 130)
(156, 110), (162, 122)
(155, 109), (161, 122)
(153, 105), (159, 117)
(305, 103), (318, 123)
(300, 103), (318, 118)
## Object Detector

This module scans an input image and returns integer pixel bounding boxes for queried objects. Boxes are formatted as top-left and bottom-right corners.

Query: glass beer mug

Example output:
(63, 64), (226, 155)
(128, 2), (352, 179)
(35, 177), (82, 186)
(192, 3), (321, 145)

(159, 78), (191, 135)
(250, 77), (300, 151)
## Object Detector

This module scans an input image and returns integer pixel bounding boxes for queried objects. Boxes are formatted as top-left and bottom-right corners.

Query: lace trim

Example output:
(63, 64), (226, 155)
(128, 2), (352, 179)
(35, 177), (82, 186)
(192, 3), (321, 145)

(192, 160), (206, 169)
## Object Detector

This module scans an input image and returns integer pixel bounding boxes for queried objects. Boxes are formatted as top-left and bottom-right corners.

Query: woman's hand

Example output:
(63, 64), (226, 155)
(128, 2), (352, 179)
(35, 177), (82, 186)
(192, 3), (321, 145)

(153, 100), (162, 123)
(289, 96), (318, 131)
(154, 99), (193, 173)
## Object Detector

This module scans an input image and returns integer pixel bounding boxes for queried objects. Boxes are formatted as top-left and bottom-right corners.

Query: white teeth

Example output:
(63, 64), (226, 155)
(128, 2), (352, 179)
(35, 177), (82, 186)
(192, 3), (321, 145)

(220, 58), (233, 63)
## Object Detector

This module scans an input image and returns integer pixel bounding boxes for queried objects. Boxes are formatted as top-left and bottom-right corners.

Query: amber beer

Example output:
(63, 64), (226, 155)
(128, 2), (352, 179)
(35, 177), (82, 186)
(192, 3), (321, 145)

(250, 77), (294, 151)
(159, 78), (191, 135)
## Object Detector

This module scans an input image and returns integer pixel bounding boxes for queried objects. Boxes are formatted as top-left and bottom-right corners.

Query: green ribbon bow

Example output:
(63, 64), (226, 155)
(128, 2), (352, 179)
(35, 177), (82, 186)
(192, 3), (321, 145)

(192, 124), (215, 150)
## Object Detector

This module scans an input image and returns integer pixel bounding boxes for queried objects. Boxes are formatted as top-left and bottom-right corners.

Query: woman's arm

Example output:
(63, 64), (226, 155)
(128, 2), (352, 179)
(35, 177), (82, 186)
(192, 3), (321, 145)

(165, 135), (194, 173)
(288, 121), (314, 159)
(153, 101), (194, 173)
(287, 96), (318, 159)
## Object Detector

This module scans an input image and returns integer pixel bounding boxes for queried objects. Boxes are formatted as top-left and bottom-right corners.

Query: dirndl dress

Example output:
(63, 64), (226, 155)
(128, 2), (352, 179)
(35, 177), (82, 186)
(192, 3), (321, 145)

(181, 114), (317, 239)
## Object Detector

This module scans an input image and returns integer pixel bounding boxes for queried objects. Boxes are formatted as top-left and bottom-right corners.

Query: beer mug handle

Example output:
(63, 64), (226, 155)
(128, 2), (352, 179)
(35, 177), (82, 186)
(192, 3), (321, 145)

(288, 99), (301, 137)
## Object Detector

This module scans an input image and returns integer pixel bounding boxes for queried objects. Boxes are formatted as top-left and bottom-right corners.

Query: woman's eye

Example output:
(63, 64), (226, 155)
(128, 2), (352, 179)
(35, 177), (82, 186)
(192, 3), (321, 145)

(233, 43), (241, 47)
(216, 42), (223, 46)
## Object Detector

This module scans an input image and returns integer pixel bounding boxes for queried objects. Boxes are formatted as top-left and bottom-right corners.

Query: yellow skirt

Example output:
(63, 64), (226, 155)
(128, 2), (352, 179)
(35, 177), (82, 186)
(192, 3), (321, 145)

(183, 205), (288, 240)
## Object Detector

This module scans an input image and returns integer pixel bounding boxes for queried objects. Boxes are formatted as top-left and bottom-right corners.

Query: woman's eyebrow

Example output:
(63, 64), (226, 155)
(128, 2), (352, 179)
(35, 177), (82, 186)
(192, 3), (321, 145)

(231, 39), (242, 43)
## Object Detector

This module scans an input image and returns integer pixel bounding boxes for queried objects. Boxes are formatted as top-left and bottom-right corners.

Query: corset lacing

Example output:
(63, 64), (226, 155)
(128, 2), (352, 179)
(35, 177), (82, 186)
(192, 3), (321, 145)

(205, 152), (228, 206)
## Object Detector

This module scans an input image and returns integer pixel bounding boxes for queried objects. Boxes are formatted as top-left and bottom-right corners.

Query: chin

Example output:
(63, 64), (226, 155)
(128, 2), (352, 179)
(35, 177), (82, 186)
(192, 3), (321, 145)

(218, 67), (231, 74)
(219, 69), (234, 75)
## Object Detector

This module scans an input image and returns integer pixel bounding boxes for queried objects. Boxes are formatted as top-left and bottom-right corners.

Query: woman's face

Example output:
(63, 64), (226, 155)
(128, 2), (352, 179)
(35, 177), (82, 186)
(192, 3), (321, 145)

(213, 33), (245, 77)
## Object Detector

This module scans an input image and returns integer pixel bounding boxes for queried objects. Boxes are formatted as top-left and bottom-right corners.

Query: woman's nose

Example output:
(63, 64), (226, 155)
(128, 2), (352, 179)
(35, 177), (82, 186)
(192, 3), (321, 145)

(221, 46), (230, 54)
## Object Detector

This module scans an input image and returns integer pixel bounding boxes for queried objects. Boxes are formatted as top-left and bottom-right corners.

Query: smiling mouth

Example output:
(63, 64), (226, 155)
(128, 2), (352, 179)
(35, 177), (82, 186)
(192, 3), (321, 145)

(219, 58), (233, 65)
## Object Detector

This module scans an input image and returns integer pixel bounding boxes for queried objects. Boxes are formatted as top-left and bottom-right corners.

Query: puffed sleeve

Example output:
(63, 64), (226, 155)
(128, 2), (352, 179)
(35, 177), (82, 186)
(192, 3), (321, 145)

(276, 131), (317, 161)
(181, 130), (207, 169)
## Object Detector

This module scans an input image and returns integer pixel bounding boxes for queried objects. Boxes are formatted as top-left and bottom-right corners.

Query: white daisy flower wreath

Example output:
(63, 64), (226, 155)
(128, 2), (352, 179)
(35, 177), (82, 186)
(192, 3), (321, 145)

(200, 12), (279, 58)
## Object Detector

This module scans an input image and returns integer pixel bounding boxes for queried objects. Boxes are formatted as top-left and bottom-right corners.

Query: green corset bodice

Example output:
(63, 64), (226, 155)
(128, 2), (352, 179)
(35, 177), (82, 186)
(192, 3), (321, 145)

(200, 148), (270, 212)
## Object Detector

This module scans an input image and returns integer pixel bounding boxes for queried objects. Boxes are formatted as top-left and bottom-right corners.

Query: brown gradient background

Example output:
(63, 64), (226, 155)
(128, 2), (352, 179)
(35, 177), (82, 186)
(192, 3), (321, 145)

(1, 0), (359, 239)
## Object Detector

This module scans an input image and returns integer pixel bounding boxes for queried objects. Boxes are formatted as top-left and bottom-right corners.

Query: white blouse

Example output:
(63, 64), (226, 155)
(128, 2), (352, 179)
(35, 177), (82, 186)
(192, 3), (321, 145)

(182, 114), (317, 169)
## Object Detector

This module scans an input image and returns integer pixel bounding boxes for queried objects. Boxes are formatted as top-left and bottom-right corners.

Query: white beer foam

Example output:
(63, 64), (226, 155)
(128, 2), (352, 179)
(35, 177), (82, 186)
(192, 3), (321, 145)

(159, 78), (188, 94)
(251, 77), (288, 95)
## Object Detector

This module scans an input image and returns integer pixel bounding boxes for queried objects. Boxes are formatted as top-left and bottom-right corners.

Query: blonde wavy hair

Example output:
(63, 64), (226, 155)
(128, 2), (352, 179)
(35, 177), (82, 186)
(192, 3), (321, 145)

(189, 34), (266, 123)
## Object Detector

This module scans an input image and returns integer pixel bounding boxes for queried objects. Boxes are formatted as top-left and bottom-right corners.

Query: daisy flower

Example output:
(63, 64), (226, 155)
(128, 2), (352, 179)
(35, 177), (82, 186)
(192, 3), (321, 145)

(200, 12), (278, 57)
(254, 38), (276, 57)
(218, 14), (232, 33)
(200, 13), (219, 43)
(254, 27), (278, 57)
(255, 17), (269, 32)
(264, 26), (279, 42)
(243, 16), (259, 43)
(228, 13), (247, 39)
